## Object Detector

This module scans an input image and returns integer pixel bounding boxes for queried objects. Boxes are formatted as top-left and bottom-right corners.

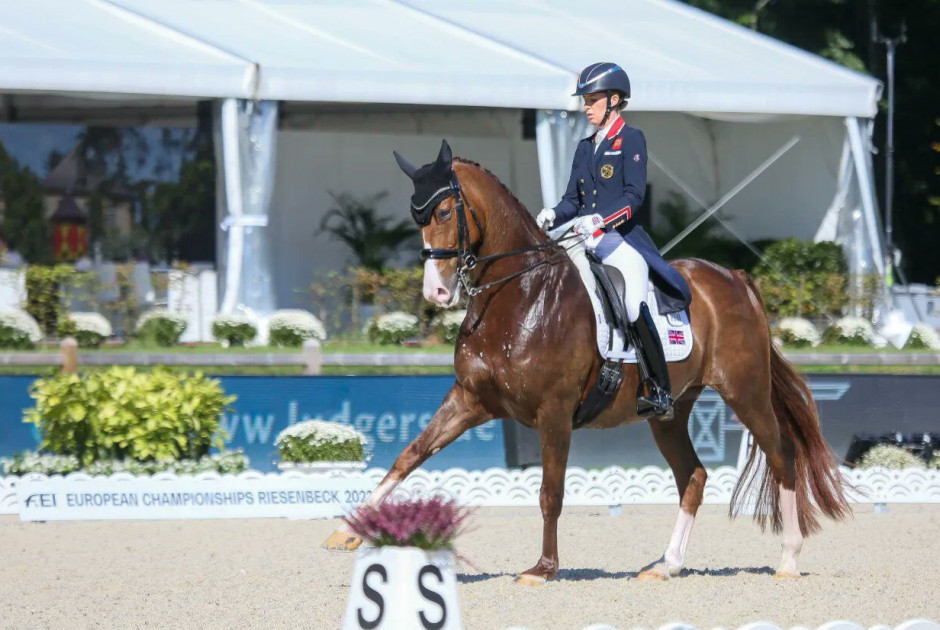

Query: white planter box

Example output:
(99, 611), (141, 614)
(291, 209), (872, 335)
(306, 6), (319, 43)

(276, 461), (367, 474)
(343, 546), (461, 630)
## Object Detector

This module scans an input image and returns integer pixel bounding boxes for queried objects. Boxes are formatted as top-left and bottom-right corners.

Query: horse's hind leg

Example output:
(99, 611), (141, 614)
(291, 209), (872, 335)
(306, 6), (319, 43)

(716, 376), (803, 579)
(637, 387), (707, 581)
(322, 383), (491, 551)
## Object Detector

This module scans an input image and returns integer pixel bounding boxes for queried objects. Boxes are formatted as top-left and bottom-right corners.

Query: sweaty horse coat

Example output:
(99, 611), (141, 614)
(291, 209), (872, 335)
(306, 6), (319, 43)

(553, 117), (691, 314)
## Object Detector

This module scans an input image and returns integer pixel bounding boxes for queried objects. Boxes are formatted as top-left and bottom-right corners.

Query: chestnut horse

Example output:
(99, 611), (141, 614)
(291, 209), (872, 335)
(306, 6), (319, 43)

(324, 142), (850, 584)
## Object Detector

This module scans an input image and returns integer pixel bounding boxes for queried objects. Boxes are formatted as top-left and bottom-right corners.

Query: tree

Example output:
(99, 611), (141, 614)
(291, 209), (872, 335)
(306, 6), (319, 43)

(1, 144), (52, 264)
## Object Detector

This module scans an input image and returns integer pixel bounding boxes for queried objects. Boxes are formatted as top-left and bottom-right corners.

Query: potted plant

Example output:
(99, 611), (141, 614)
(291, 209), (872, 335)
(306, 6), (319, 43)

(274, 420), (367, 473)
(341, 496), (470, 630)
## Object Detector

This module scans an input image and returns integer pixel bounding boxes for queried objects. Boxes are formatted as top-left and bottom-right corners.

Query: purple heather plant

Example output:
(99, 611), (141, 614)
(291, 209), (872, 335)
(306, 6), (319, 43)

(343, 496), (472, 551)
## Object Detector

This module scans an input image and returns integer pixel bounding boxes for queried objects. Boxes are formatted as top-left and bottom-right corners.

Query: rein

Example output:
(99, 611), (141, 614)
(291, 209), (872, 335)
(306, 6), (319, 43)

(419, 176), (580, 297)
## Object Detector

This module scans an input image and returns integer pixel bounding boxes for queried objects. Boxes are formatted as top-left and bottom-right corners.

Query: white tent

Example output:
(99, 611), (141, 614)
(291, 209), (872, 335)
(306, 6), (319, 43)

(0, 0), (884, 315)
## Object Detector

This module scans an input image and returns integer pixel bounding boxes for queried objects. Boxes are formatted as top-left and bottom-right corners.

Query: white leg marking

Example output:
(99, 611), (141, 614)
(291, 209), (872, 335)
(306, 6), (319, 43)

(778, 486), (803, 576)
(663, 509), (696, 575)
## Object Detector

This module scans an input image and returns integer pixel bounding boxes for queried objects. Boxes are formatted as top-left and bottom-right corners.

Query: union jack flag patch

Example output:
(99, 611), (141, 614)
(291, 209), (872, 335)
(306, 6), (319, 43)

(668, 330), (685, 345)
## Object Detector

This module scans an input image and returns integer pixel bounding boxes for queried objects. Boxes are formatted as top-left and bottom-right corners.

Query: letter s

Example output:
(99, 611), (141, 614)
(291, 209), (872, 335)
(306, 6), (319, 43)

(417, 565), (447, 630)
(357, 564), (387, 629)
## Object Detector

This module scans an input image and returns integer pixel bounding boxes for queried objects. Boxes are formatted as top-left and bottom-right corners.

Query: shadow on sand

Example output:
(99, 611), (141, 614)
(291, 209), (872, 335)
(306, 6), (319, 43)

(458, 566), (789, 584)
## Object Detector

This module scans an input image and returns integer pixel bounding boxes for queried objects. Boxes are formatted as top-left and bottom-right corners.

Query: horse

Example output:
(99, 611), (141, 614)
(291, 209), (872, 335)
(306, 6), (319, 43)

(323, 140), (850, 585)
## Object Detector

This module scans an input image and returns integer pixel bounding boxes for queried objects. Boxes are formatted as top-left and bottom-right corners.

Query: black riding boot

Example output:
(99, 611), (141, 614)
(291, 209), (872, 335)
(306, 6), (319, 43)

(629, 302), (673, 420)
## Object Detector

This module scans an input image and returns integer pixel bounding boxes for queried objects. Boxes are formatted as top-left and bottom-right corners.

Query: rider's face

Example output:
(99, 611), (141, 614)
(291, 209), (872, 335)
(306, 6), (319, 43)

(583, 92), (619, 127)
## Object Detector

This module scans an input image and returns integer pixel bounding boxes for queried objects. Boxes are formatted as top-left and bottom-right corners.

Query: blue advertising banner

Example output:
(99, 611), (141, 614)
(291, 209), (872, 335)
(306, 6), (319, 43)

(0, 375), (505, 472)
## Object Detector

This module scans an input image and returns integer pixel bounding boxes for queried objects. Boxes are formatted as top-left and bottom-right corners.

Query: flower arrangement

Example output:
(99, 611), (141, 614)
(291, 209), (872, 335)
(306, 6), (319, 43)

(367, 311), (420, 345)
(0, 450), (250, 476)
(268, 309), (328, 347)
(343, 496), (472, 551)
(58, 311), (113, 347)
(135, 308), (188, 347)
(857, 444), (926, 470)
(772, 317), (821, 348)
(823, 316), (876, 346)
(432, 309), (467, 343)
(0, 307), (43, 349)
(274, 420), (367, 463)
(905, 323), (940, 350)
(211, 313), (257, 347)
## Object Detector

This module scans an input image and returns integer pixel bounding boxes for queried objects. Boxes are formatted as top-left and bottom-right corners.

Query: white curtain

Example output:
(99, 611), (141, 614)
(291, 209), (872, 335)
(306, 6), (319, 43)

(215, 98), (278, 317)
(535, 110), (591, 208)
(816, 117), (885, 317)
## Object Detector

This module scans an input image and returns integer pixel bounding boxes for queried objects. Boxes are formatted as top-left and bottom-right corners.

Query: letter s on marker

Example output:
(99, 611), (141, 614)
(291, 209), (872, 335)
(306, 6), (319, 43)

(417, 565), (447, 630)
(357, 563), (387, 629)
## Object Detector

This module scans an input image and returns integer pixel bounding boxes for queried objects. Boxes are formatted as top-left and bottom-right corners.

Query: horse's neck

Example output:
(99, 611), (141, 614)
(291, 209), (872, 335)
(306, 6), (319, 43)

(473, 188), (545, 267)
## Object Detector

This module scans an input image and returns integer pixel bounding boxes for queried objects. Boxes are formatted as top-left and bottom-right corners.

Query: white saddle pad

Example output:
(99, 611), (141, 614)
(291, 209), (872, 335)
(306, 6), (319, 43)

(556, 230), (693, 363)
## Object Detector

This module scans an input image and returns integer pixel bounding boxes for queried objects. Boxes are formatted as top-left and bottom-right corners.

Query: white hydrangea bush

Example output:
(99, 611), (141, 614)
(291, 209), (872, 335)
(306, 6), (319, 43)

(823, 316), (876, 346)
(275, 420), (368, 463)
(62, 311), (112, 347)
(268, 309), (327, 347)
(772, 317), (821, 348)
(432, 309), (467, 343)
(211, 313), (258, 347)
(857, 444), (926, 470)
(906, 323), (940, 350)
(0, 307), (43, 349)
(367, 311), (420, 345)
(135, 308), (189, 347)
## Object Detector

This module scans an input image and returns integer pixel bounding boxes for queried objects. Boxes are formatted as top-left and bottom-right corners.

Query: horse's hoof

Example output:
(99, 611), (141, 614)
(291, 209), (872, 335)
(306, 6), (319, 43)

(637, 569), (669, 582)
(773, 571), (801, 580)
(514, 574), (548, 586)
(322, 530), (362, 551)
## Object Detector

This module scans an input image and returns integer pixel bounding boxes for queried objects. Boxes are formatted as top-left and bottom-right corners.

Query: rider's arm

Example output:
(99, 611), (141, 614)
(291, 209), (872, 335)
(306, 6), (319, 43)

(597, 128), (647, 231)
(552, 143), (585, 224)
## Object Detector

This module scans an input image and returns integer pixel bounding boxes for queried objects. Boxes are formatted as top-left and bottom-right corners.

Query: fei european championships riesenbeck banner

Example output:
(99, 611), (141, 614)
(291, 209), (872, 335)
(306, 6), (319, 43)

(16, 475), (373, 521)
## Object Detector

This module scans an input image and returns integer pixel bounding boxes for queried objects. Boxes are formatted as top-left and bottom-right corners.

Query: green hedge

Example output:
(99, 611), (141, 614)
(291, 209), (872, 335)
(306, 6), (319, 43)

(24, 367), (236, 467)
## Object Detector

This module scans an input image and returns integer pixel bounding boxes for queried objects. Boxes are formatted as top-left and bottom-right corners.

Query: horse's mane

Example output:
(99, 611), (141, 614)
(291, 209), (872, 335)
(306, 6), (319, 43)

(453, 157), (541, 231)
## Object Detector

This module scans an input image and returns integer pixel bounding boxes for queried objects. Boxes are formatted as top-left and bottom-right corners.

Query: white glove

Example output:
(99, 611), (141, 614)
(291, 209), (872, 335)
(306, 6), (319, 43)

(574, 214), (606, 251)
(536, 208), (556, 230)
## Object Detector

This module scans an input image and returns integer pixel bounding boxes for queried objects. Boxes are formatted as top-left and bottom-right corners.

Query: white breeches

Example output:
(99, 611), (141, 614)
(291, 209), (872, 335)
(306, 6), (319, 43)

(600, 239), (649, 323)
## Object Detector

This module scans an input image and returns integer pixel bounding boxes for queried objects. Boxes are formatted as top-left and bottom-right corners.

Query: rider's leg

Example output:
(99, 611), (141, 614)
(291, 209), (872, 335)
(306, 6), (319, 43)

(597, 237), (673, 418)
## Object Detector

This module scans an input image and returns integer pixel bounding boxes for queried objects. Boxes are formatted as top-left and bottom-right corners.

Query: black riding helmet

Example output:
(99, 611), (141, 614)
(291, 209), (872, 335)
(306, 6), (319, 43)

(573, 62), (631, 127)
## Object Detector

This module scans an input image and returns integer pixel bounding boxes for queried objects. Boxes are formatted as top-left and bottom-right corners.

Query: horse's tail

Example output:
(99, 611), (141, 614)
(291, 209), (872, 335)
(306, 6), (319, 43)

(731, 274), (852, 536)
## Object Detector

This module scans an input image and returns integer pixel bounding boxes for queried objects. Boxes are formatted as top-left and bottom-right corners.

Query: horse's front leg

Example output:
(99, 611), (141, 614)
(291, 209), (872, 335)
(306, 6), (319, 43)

(516, 413), (572, 585)
(322, 383), (491, 550)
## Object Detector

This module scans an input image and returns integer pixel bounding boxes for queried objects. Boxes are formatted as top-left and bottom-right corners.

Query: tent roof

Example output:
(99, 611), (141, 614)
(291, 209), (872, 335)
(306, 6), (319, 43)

(0, 0), (881, 117)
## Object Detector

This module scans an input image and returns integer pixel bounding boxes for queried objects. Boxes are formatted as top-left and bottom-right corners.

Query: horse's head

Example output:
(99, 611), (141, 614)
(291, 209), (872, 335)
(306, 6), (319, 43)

(393, 140), (482, 307)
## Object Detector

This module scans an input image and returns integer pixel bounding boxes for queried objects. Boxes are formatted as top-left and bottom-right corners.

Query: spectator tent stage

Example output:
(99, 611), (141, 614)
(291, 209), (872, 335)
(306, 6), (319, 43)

(0, 0), (883, 311)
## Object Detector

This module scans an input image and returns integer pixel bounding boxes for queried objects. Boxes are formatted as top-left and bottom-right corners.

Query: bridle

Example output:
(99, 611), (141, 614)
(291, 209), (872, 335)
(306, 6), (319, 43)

(418, 174), (579, 297)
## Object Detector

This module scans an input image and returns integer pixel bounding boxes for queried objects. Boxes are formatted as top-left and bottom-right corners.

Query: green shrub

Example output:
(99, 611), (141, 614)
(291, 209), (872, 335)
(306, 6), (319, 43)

(25, 264), (77, 335)
(752, 239), (849, 319)
(211, 314), (257, 346)
(135, 309), (188, 347)
(432, 309), (466, 343)
(24, 367), (236, 467)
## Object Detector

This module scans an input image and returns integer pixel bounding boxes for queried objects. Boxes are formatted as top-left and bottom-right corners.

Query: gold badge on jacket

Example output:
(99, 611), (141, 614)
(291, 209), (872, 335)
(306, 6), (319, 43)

(601, 164), (615, 179)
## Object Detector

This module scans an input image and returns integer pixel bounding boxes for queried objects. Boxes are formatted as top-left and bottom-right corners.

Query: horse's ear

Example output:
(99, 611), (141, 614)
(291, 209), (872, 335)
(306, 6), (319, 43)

(437, 139), (453, 168)
(393, 150), (418, 180)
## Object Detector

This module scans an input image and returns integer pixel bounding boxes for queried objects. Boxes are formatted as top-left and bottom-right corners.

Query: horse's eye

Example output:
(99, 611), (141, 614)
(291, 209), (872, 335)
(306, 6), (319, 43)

(438, 208), (453, 222)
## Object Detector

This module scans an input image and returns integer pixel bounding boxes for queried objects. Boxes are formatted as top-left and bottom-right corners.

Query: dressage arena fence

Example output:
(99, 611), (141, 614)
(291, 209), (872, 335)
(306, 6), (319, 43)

(2, 465), (938, 517)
